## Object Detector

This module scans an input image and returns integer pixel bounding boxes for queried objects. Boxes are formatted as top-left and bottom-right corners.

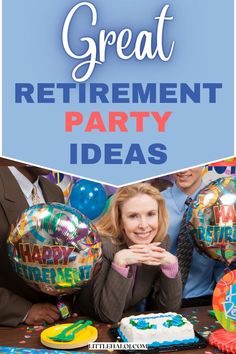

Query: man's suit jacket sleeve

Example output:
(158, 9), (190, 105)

(0, 287), (32, 327)
(0, 203), (33, 327)
(0, 174), (65, 327)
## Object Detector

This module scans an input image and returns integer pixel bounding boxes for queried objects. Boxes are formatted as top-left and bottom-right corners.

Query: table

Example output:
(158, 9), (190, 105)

(0, 306), (223, 353)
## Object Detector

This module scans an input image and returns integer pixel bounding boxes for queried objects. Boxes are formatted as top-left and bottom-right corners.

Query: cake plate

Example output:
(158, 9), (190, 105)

(110, 328), (207, 353)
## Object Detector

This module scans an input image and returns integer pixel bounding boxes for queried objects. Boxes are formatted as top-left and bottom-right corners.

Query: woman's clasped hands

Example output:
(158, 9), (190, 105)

(114, 242), (177, 268)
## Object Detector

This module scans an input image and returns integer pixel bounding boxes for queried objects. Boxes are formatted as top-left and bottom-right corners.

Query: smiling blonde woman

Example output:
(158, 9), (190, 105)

(74, 183), (182, 323)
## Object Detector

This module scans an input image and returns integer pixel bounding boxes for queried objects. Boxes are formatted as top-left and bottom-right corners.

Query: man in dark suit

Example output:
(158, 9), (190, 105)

(0, 166), (65, 327)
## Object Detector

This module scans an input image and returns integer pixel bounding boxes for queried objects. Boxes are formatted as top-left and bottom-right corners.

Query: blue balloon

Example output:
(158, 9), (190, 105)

(69, 180), (107, 220)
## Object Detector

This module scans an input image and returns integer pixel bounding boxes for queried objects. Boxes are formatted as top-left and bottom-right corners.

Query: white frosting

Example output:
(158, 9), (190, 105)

(119, 312), (195, 345)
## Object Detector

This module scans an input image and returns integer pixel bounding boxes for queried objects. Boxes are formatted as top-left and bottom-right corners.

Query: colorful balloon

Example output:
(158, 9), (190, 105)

(187, 177), (236, 265)
(7, 203), (102, 296)
(213, 270), (236, 332)
(69, 180), (107, 220)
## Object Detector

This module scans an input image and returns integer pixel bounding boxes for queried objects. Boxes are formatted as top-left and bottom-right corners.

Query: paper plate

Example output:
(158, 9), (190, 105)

(110, 328), (207, 353)
(40, 323), (98, 349)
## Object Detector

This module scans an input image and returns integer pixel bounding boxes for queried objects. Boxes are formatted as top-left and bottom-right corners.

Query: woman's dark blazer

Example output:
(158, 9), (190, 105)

(75, 235), (182, 323)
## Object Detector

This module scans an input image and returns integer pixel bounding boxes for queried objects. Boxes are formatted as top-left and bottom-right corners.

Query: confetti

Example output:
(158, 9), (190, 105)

(32, 325), (46, 331)
(199, 330), (212, 338)
(208, 310), (216, 318)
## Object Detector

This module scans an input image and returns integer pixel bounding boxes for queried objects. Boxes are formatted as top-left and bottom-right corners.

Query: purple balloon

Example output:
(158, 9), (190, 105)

(105, 185), (117, 196)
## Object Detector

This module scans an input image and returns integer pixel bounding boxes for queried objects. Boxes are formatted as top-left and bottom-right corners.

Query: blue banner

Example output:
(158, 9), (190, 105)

(3, 0), (234, 185)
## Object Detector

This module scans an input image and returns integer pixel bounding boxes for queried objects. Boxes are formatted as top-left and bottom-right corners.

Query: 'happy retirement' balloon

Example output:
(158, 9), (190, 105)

(187, 177), (236, 266)
(8, 203), (102, 296)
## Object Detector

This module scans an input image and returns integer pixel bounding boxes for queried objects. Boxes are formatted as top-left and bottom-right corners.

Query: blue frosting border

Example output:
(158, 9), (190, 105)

(117, 327), (199, 347)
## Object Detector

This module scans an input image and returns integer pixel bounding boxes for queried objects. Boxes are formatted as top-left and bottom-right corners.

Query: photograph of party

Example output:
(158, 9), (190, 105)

(0, 158), (236, 354)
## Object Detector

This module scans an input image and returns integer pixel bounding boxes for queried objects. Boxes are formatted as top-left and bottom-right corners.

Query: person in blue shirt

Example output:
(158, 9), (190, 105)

(162, 167), (225, 307)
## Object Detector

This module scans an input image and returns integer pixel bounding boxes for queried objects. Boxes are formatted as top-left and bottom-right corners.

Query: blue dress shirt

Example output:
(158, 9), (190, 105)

(162, 183), (225, 299)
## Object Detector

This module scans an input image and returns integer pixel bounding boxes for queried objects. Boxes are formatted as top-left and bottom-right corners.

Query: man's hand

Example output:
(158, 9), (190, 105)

(24, 303), (60, 325)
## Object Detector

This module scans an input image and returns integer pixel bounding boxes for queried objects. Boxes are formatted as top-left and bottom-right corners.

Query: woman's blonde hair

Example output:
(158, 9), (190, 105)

(96, 182), (169, 244)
